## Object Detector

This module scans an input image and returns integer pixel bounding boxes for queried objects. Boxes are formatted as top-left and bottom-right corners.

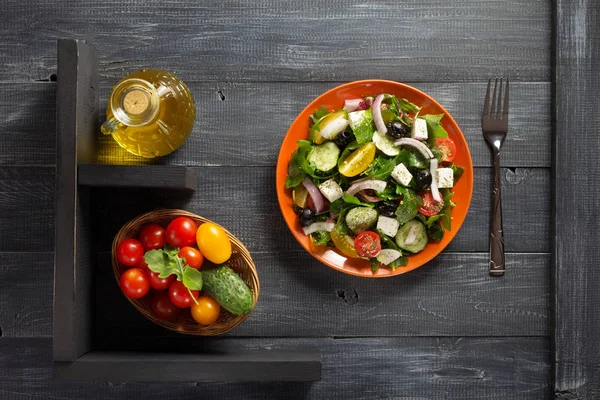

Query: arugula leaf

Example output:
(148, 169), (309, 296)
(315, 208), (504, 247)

(408, 150), (427, 169)
(144, 249), (173, 279)
(310, 231), (332, 246)
(183, 267), (203, 290)
(163, 244), (179, 259)
(285, 140), (314, 188)
(427, 223), (444, 242)
(369, 258), (381, 273)
(450, 164), (464, 182)
(398, 98), (421, 114)
(362, 156), (396, 180)
(440, 189), (454, 231)
(311, 105), (330, 123)
(376, 182), (401, 201)
(419, 114), (448, 143)
(424, 214), (443, 227)
(348, 109), (374, 145)
(394, 150), (411, 166)
(334, 205), (355, 235)
(395, 187), (421, 225)
(387, 256), (409, 270)
(343, 194), (374, 208)
(376, 229), (400, 251)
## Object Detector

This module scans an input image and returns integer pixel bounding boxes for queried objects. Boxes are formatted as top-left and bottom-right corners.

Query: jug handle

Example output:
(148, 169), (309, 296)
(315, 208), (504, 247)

(101, 117), (123, 136)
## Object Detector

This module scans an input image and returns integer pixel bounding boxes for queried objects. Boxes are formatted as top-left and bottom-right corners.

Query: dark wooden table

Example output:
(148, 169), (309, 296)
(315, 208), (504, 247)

(1, 0), (598, 398)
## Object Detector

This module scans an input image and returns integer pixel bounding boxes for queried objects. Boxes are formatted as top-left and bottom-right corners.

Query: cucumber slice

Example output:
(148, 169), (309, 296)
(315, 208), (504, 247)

(395, 219), (428, 253)
(308, 142), (340, 172)
(345, 207), (378, 235)
(372, 131), (400, 156)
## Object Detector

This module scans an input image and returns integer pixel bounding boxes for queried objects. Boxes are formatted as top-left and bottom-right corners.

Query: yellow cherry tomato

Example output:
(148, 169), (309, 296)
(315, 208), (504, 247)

(330, 230), (359, 258)
(191, 296), (221, 325)
(338, 142), (376, 177)
(196, 222), (232, 264)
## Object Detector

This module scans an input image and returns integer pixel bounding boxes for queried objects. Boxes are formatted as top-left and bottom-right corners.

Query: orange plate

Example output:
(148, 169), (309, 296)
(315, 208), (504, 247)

(276, 80), (474, 277)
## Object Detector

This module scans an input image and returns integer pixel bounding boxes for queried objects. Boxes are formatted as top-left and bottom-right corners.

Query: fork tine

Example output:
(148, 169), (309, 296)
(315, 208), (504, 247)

(502, 79), (509, 118)
(490, 78), (498, 119)
(496, 78), (503, 118)
(483, 79), (491, 117)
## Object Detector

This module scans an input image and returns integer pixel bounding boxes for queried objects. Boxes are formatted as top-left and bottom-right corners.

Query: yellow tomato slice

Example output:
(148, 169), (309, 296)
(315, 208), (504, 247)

(330, 230), (359, 258)
(338, 142), (376, 177)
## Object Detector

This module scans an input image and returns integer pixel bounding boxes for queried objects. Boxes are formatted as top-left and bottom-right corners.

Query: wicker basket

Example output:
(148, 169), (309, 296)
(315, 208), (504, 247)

(111, 209), (260, 336)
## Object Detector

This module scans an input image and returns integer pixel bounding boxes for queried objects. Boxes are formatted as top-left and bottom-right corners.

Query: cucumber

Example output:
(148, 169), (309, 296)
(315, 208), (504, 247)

(345, 207), (378, 235)
(308, 142), (340, 172)
(395, 219), (428, 253)
(372, 131), (400, 156)
(202, 265), (254, 316)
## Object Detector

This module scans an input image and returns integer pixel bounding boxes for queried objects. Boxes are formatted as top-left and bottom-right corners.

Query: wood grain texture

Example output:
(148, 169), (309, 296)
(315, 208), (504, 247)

(0, 0), (550, 83)
(0, 337), (551, 399)
(0, 82), (551, 167)
(0, 166), (550, 253)
(0, 252), (549, 338)
(554, 0), (600, 398)
(78, 164), (197, 190)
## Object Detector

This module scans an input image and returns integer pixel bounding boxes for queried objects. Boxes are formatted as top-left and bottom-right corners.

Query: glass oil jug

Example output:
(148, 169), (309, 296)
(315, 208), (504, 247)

(101, 70), (196, 158)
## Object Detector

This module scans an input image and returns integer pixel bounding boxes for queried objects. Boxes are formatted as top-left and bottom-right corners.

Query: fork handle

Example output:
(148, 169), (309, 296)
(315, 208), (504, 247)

(489, 149), (505, 276)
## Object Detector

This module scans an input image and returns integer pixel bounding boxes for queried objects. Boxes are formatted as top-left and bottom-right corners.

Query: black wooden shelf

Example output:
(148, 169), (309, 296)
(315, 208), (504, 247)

(78, 164), (197, 190)
(53, 38), (321, 382)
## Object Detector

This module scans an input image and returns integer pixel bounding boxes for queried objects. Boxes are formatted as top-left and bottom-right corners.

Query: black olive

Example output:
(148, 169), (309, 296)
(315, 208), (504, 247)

(386, 121), (410, 140)
(334, 129), (355, 148)
(377, 202), (397, 218)
(414, 169), (432, 190)
(299, 208), (315, 227)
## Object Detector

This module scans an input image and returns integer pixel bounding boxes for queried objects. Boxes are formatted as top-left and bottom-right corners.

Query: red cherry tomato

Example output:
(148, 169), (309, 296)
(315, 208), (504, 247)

(435, 138), (456, 163)
(151, 292), (180, 320)
(116, 238), (144, 267)
(140, 260), (176, 290)
(354, 231), (382, 258)
(138, 223), (166, 251)
(418, 190), (445, 217)
(168, 280), (199, 308)
(178, 246), (204, 269)
(165, 217), (198, 247)
(119, 268), (150, 299)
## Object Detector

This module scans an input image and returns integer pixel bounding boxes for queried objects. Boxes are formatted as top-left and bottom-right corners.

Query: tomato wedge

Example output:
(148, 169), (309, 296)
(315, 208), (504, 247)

(338, 142), (376, 177)
(418, 190), (445, 217)
(435, 138), (456, 163)
(354, 231), (382, 258)
(330, 230), (359, 258)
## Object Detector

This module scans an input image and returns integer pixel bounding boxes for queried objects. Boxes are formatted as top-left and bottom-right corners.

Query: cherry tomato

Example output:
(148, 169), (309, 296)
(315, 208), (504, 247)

(168, 280), (199, 308)
(191, 296), (221, 325)
(151, 292), (180, 320)
(116, 238), (144, 267)
(330, 230), (359, 258)
(339, 142), (377, 177)
(138, 223), (165, 251)
(119, 268), (150, 299)
(418, 190), (445, 217)
(165, 217), (198, 248)
(140, 260), (176, 290)
(178, 246), (204, 269)
(196, 222), (232, 264)
(354, 231), (382, 258)
(435, 138), (456, 163)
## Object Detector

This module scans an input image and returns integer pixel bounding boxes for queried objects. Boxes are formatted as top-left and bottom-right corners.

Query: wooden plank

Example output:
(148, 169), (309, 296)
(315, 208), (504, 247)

(0, 337), (551, 398)
(0, 252), (549, 338)
(0, 166), (550, 253)
(54, 38), (97, 361)
(55, 350), (321, 382)
(0, 0), (550, 83)
(0, 82), (551, 167)
(554, 0), (600, 398)
(78, 165), (197, 190)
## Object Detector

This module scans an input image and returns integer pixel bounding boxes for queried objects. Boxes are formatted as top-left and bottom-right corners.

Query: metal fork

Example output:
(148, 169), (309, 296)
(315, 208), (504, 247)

(482, 78), (509, 276)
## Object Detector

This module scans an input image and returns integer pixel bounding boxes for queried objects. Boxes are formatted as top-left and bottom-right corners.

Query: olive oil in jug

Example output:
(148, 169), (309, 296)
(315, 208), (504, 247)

(101, 69), (195, 158)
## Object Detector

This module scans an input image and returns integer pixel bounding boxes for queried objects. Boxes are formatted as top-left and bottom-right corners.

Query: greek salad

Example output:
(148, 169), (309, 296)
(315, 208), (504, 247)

(285, 94), (464, 272)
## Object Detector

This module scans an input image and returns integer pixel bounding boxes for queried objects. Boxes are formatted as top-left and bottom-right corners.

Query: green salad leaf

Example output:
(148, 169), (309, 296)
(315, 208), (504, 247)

(427, 223), (444, 242)
(362, 156), (396, 180)
(408, 150), (427, 169)
(183, 267), (203, 291)
(285, 140), (314, 188)
(398, 98), (421, 114)
(395, 187), (421, 225)
(343, 194), (375, 208)
(310, 231), (332, 246)
(348, 109), (375, 145)
(337, 140), (362, 169)
(369, 258), (381, 273)
(440, 189), (454, 231)
(387, 256), (409, 270)
(311, 105), (330, 123)
(376, 229), (400, 251)
(419, 114), (448, 143)
(450, 164), (465, 182)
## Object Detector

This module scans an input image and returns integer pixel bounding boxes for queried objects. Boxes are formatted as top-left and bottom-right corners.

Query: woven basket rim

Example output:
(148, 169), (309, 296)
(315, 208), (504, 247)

(111, 209), (259, 336)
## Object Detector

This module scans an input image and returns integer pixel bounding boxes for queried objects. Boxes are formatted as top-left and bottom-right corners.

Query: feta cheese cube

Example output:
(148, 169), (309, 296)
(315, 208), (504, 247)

(437, 168), (454, 188)
(411, 118), (428, 140)
(391, 163), (413, 186)
(377, 216), (400, 237)
(318, 179), (344, 202)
